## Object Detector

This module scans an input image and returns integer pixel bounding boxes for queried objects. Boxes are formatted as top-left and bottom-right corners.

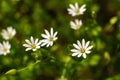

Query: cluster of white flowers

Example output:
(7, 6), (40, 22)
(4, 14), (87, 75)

(67, 2), (86, 30)
(0, 2), (93, 60)
(67, 2), (93, 58)
(0, 26), (16, 55)
(0, 27), (58, 55)
(23, 28), (58, 51)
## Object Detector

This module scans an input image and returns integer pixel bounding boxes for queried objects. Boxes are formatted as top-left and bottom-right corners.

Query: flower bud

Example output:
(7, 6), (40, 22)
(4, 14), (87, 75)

(5, 69), (17, 75)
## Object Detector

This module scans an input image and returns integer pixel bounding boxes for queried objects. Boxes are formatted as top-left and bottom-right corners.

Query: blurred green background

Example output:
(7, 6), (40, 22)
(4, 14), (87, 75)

(0, 0), (120, 80)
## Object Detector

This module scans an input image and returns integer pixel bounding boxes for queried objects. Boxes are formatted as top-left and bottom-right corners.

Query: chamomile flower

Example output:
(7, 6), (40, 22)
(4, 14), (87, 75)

(0, 41), (11, 55)
(70, 19), (82, 30)
(71, 39), (93, 58)
(23, 36), (41, 51)
(67, 3), (86, 16)
(40, 28), (58, 47)
(1, 26), (16, 40)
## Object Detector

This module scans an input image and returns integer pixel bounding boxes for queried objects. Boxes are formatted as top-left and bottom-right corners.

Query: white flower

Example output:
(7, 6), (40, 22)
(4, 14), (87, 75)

(40, 28), (58, 47)
(71, 39), (93, 58)
(67, 3), (86, 16)
(70, 19), (82, 30)
(0, 41), (11, 55)
(23, 36), (41, 51)
(1, 26), (16, 40)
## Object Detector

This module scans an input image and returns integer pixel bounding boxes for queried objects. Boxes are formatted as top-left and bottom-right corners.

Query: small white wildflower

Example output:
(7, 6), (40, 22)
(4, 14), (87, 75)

(40, 28), (58, 47)
(70, 19), (82, 30)
(67, 3), (86, 16)
(1, 26), (16, 40)
(0, 41), (11, 55)
(23, 36), (41, 51)
(71, 39), (93, 58)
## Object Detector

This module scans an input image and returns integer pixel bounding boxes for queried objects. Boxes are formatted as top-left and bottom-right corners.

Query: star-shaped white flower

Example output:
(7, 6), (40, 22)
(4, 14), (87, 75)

(23, 36), (41, 51)
(0, 41), (11, 55)
(40, 28), (58, 47)
(71, 39), (93, 58)
(67, 3), (86, 16)
(1, 26), (16, 40)
(70, 19), (82, 30)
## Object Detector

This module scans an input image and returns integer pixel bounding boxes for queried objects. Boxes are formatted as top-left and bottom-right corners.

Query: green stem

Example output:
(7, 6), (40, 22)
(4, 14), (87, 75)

(61, 57), (72, 78)
(18, 60), (41, 72)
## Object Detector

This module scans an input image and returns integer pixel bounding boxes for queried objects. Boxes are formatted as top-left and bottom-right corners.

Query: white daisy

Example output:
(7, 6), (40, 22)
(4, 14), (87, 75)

(0, 41), (11, 55)
(71, 39), (93, 58)
(70, 19), (82, 30)
(67, 3), (86, 16)
(23, 36), (41, 51)
(40, 28), (58, 47)
(1, 26), (16, 40)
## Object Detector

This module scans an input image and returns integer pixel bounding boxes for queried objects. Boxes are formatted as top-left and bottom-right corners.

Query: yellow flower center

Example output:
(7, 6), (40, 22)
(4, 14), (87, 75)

(76, 25), (80, 29)
(8, 32), (13, 39)
(49, 37), (54, 41)
(3, 48), (8, 52)
(75, 9), (80, 15)
(80, 48), (85, 53)
(31, 44), (36, 49)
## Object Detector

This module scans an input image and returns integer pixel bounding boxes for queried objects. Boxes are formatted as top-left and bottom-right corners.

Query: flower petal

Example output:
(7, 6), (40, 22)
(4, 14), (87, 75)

(53, 32), (58, 37)
(41, 34), (49, 39)
(50, 42), (53, 46)
(77, 53), (82, 57)
(83, 53), (87, 58)
(69, 4), (75, 10)
(75, 3), (78, 9)
(77, 40), (82, 48)
(23, 44), (30, 47)
(85, 51), (91, 54)
(71, 49), (78, 52)
(85, 41), (90, 49)
(80, 4), (86, 14)
(45, 29), (50, 37)
(41, 42), (48, 46)
(72, 53), (78, 56)
(86, 46), (93, 51)
(82, 39), (85, 48)
(80, 4), (86, 10)
(25, 39), (31, 45)
(73, 43), (80, 49)
(32, 48), (37, 51)
(36, 41), (41, 46)
(54, 37), (58, 41)
(35, 39), (38, 44)
(30, 36), (34, 44)
(50, 28), (53, 36)
(25, 48), (31, 51)
(46, 42), (51, 47)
